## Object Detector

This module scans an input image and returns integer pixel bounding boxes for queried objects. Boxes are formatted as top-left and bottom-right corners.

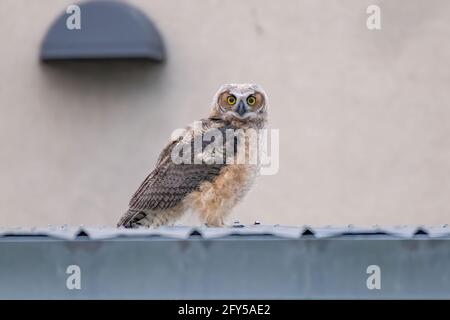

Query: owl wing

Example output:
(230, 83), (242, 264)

(118, 122), (225, 226)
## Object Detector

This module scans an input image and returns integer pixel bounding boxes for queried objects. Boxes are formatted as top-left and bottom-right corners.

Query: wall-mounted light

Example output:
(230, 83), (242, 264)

(40, 0), (166, 62)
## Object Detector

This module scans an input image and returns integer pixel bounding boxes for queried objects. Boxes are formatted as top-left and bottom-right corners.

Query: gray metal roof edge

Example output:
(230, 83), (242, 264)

(0, 224), (449, 240)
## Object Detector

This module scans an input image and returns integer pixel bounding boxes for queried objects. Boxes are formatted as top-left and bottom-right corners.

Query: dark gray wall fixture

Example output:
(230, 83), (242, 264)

(40, 0), (165, 61)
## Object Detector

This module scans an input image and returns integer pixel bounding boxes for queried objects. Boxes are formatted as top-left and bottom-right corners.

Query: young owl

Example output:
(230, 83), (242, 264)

(117, 83), (268, 228)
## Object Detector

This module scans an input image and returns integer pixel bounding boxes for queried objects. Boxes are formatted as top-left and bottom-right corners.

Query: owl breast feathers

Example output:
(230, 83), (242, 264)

(117, 83), (268, 228)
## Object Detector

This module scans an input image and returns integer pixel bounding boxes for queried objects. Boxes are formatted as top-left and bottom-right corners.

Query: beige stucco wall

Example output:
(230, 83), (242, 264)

(1, 0), (450, 227)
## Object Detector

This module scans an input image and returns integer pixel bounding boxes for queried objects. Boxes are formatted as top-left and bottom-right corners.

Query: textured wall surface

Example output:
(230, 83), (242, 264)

(1, 0), (450, 227)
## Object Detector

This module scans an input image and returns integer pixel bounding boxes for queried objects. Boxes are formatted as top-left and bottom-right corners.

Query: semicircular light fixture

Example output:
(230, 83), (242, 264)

(40, 0), (165, 61)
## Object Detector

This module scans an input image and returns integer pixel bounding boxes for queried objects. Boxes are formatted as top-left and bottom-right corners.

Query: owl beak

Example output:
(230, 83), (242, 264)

(236, 100), (247, 116)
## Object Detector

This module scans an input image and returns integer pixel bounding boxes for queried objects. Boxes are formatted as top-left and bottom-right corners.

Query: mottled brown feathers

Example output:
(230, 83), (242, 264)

(118, 120), (226, 227)
(184, 164), (255, 226)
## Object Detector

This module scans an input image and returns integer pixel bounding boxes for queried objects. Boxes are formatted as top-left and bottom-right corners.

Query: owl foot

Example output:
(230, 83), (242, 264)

(203, 218), (225, 228)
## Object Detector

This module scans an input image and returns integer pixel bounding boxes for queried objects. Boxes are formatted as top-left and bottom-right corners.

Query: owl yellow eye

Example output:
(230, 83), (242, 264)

(227, 95), (236, 105)
(247, 95), (256, 106)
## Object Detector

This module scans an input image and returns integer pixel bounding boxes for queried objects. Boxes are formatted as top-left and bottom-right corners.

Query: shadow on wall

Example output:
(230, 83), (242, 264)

(39, 60), (166, 102)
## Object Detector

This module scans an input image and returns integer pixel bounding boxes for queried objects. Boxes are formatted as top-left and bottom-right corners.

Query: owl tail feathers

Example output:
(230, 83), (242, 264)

(117, 209), (145, 228)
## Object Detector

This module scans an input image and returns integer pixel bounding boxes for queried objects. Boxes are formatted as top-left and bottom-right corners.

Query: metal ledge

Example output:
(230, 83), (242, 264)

(1, 224), (449, 240)
(0, 225), (449, 299)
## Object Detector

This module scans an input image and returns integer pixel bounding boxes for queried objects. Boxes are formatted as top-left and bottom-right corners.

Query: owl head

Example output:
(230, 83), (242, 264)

(210, 83), (268, 125)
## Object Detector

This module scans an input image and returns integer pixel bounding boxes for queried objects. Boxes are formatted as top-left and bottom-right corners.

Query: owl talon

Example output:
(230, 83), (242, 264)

(203, 219), (226, 228)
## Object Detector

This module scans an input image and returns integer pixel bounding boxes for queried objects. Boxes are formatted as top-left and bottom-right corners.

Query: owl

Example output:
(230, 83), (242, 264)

(117, 83), (268, 228)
